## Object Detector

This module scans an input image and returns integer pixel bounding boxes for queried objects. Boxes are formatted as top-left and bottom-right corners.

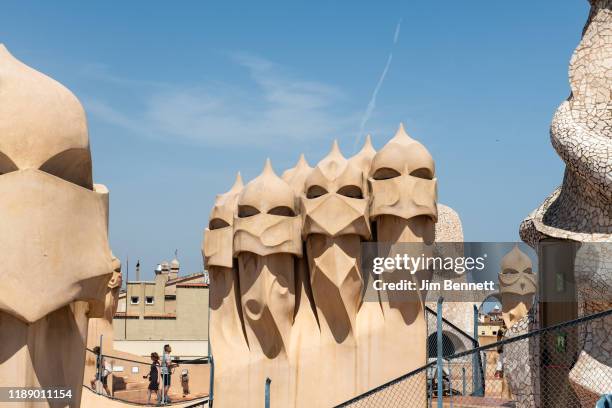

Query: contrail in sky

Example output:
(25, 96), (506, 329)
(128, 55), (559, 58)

(355, 18), (402, 151)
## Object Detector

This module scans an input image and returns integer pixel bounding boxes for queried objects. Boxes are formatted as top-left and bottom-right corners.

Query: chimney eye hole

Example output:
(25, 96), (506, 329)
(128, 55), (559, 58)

(39, 148), (93, 189)
(209, 218), (230, 229)
(238, 205), (260, 218)
(372, 167), (401, 180)
(410, 168), (433, 180)
(306, 185), (328, 199)
(0, 151), (18, 176)
(268, 206), (295, 217)
(337, 185), (363, 199)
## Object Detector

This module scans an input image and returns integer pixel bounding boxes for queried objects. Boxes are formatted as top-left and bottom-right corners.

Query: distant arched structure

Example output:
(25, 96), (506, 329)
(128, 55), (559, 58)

(478, 292), (502, 315)
(427, 330), (468, 358)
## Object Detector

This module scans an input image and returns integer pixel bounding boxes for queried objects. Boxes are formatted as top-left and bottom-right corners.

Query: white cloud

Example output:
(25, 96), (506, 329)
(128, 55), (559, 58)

(82, 54), (357, 147)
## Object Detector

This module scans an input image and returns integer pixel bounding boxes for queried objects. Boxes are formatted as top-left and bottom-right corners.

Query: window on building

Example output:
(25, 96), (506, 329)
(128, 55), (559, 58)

(145, 296), (155, 305)
(130, 296), (139, 305)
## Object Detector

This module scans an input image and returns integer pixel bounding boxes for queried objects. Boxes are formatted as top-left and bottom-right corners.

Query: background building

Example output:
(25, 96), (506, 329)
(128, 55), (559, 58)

(113, 259), (210, 359)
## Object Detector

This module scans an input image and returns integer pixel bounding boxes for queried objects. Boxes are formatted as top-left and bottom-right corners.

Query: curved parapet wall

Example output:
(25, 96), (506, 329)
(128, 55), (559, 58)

(81, 386), (208, 408)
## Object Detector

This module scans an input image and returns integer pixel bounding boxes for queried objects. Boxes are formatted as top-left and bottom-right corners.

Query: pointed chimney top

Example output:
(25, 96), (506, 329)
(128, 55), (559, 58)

(239, 157), (295, 210)
(349, 133), (377, 174)
(391, 122), (414, 144)
(330, 139), (342, 154)
(282, 153), (313, 194)
(322, 139), (346, 162)
(262, 158), (276, 176)
(296, 153), (309, 168)
(230, 171), (243, 192)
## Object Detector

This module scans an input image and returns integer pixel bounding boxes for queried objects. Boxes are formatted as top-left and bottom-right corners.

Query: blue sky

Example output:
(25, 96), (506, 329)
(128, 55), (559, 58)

(1, 1), (588, 279)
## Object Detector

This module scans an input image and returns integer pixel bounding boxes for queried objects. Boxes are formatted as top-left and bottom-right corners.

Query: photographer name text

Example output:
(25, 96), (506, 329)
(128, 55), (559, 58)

(372, 279), (495, 292)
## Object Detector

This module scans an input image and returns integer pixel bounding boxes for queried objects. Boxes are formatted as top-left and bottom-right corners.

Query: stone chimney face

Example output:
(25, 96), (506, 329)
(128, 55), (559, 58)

(0, 45), (114, 323)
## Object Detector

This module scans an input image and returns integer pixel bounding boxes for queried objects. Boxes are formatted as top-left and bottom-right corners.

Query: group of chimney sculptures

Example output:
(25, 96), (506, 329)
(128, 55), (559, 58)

(203, 125), (460, 407)
(0, 1), (609, 407)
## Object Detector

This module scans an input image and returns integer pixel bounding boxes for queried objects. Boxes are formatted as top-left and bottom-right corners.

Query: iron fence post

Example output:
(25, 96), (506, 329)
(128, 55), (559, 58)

(437, 297), (444, 408)
(482, 351), (486, 396)
(473, 305), (483, 396)
(429, 375), (433, 408)
(462, 367), (466, 396)
(265, 378), (271, 408)
(207, 279), (214, 408)
(448, 359), (453, 408)
(208, 340), (214, 408)
(97, 335), (103, 394)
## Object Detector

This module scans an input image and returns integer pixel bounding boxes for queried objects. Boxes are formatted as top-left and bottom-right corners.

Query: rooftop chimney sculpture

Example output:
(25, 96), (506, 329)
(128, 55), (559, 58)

(0, 44), (118, 408)
(520, 1), (611, 405)
(498, 245), (539, 408)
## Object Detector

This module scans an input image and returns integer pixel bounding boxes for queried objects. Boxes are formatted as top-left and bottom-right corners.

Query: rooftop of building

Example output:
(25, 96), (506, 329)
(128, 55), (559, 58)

(120, 271), (209, 297)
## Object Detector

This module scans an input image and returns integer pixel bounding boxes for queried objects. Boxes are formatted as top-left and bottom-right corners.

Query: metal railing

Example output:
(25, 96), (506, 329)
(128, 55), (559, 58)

(337, 307), (612, 407)
(86, 347), (210, 406)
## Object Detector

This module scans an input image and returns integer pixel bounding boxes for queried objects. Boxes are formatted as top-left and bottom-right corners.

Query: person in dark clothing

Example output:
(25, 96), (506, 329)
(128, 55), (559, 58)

(143, 352), (160, 404)
(90, 347), (111, 395)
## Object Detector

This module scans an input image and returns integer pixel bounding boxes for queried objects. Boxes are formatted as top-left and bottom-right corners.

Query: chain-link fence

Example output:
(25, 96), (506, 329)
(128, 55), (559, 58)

(84, 349), (210, 406)
(337, 308), (612, 407)
(424, 305), (485, 399)
(425, 306), (478, 356)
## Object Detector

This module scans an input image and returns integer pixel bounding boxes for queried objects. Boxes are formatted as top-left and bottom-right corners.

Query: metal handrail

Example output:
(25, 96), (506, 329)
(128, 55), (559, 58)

(335, 307), (612, 407)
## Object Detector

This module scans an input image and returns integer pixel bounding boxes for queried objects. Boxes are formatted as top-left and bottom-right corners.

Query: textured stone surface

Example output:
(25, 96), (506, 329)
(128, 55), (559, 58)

(520, 0), (611, 245)
(435, 204), (464, 243)
(569, 243), (612, 397)
(504, 312), (541, 408)
(519, 1), (612, 405)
